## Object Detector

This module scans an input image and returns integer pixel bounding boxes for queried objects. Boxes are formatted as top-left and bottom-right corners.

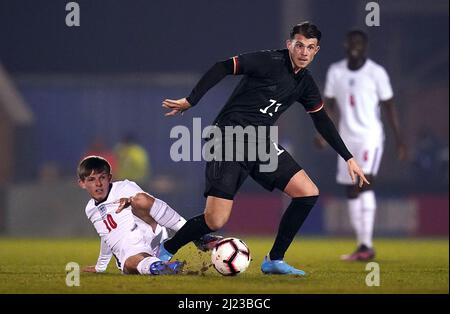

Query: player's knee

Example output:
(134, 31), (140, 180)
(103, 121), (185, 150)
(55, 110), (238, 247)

(131, 192), (155, 210)
(204, 212), (228, 231)
(205, 218), (226, 231)
(296, 183), (319, 197)
(310, 184), (320, 196)
(285, 174), (319, 197)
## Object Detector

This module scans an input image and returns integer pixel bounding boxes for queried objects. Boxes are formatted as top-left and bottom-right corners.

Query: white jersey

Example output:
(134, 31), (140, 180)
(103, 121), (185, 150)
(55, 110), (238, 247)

(324, 59), (393, 144)
(85, 180), (165, 272)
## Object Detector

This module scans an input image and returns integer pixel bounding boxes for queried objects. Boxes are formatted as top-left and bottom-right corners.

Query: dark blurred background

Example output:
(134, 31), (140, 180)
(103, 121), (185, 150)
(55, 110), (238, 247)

(0, 0), (448, 237)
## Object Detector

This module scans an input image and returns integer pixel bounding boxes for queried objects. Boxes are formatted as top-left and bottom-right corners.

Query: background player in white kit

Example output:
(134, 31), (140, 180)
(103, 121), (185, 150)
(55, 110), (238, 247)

(78, 155), (217, 275)
(317, 30), (407, 261)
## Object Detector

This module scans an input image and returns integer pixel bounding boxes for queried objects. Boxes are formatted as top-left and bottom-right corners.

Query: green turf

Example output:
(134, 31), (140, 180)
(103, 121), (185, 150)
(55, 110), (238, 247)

(0, 237), (447, 293)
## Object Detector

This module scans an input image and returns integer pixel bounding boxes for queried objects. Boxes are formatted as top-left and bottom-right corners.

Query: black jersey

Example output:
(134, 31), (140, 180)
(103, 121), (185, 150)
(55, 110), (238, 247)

(185, 48), (352, 161)
(213, 49), (323, 128)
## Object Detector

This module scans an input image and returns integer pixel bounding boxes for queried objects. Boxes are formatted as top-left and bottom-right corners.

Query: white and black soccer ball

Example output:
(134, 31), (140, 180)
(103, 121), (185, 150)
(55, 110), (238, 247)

(211, 237), (251, 276)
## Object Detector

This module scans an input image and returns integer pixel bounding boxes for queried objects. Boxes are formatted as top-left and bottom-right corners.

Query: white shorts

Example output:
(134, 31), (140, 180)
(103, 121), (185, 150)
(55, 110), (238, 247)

(115, 221), (169, 272)
(135, 219), (169, 257)
(337, 140), (384, 185)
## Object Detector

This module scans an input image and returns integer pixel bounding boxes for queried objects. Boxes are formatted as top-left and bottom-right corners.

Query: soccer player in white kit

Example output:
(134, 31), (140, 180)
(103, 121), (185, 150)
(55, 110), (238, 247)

(78, 155), (218, 275)
(319, 30), (406, 261)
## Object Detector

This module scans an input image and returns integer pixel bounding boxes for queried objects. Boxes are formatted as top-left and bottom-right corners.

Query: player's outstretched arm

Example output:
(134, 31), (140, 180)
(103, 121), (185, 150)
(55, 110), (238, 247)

(310, 107), (370, 188)
(84, 239), (112, 273)
(162, 59), (234, 117)
(310, 107), (352, 160)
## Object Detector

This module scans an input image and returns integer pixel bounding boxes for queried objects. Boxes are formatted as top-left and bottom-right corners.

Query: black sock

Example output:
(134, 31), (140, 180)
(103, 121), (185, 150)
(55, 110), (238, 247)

(269, 195), (318, 261)
(164, 214), (214, 254)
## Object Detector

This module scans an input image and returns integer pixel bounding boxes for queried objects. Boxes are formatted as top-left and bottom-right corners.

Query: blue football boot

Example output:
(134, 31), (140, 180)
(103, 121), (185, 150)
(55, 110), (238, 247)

(150, 260), (184, 275)
(261, 255), (306, 275)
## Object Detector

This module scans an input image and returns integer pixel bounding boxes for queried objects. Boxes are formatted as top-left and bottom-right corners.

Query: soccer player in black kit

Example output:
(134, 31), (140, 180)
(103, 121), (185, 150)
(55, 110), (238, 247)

(161, 22), (369, 275)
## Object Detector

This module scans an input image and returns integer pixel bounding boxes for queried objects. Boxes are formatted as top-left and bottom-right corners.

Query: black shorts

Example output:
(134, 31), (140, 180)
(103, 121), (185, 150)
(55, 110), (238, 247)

(204, 144), (303, 200)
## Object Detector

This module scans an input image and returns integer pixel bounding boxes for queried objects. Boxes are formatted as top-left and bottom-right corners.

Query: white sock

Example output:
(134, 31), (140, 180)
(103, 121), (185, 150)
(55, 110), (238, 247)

(360, 191), (376, 248)
(150, 198), (187, 232)
(348, 198), (364, 246)
(136, 256), (161, 275)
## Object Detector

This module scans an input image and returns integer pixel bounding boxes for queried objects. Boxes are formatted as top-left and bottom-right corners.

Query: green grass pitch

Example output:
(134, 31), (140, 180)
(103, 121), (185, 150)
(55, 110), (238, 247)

(0, 237), (447, 294)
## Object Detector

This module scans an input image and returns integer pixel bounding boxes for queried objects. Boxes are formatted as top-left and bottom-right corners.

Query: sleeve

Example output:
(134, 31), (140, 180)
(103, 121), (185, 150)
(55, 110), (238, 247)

(323, 66), (336, 98)
(234, 51), (274, 77)
(310, 109), (353, 161)
(186, 51), (274, 107)
(118, 180), (144, 198)
(375, 66), (394, 101)
(298, 73), (324, 113)
(186, 58), (234, 106)
(95, 238), (113, 273)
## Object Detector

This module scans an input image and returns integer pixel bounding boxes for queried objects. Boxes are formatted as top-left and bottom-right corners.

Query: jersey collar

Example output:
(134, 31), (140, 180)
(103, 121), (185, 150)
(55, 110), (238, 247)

(283, 49), (306, 79)
(94, 183), (113, 206)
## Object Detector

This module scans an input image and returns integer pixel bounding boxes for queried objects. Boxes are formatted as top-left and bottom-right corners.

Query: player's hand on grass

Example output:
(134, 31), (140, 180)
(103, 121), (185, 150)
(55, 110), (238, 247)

(82, 265), (97, 273)
(346, 158), (370, 188)
(116, 197), (132, 213)
(162, 98), (191, 116)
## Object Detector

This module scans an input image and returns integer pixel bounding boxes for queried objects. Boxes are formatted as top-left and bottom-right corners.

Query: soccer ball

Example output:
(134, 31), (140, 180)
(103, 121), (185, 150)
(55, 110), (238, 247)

(211, 237), (251, 276)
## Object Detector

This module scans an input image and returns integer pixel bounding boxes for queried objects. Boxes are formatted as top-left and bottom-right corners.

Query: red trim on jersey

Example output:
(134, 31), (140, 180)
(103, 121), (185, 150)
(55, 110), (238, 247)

(232, 56), (239, 75)
(307, 101), (324, 113)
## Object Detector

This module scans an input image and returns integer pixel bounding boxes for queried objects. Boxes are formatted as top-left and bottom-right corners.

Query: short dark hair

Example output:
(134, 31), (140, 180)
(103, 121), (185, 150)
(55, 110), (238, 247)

(346, 29), (368, 43)
(77, 155), (111, 180)
(290, 22), (322, 42)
